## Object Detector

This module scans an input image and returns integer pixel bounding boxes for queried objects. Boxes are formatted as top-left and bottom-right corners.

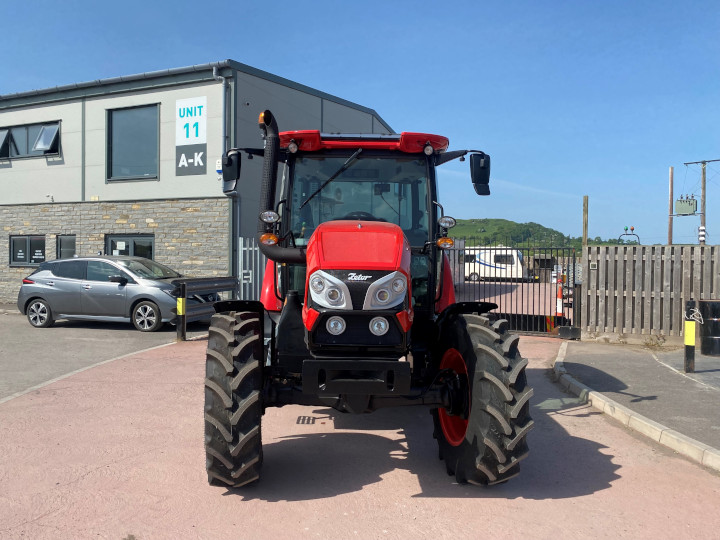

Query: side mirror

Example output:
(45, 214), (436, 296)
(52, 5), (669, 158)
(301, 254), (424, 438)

(109, 275), (128, 285)
(222, 149), (242, 196)
(470, 153), (491, 196)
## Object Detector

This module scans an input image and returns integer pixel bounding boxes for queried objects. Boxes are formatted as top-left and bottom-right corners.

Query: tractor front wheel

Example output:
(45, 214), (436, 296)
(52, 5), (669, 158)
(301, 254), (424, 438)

(204, 311), (264, 487)
(432, 314), (533, 485)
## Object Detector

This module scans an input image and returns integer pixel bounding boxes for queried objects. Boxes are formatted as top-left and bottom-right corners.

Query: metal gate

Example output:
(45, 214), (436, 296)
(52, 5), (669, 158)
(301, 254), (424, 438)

(237, 236), (578, 334)
(448, 240), (578, 333)
(238, 237), (267, 300)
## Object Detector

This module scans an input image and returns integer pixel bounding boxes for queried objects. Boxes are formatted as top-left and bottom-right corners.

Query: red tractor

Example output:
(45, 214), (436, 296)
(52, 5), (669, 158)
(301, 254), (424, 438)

(205, 111), (532, 487)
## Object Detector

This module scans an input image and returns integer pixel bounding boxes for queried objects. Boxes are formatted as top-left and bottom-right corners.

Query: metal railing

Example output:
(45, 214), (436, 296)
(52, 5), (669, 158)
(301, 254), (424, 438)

(238, 236), (267, 300)
(172, 276), (238, 340)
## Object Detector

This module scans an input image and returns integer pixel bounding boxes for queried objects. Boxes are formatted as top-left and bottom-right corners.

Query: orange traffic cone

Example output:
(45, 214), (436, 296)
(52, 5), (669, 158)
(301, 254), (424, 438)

(556, 279), (564, 317)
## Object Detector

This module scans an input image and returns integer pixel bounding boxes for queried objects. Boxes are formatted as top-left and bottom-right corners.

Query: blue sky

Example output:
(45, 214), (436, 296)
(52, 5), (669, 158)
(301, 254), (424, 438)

(4, 0), (719, 244)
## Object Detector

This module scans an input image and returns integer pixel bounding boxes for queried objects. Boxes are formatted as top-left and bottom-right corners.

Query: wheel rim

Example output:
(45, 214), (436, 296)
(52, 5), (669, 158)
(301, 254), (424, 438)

(438, 348), (469, 447)
(470, 273), (478, 281)
(29, 302), (47, 326)
(135, 305), (156, 330)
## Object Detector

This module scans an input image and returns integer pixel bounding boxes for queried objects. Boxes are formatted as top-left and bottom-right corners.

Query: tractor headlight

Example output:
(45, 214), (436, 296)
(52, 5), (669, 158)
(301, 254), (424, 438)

(375, 288), (391, 304)
(326, 316), (346, 335)
(363, 271), (407, 310)
(310, 275), (325, 293)
(326, 287), (342, 305)
(369, 317), (390, 336)
(308, 270), (352, 309)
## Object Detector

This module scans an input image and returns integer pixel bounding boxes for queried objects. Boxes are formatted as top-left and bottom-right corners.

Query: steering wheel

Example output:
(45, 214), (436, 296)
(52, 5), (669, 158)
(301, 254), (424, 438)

(340, 211), (386, 222)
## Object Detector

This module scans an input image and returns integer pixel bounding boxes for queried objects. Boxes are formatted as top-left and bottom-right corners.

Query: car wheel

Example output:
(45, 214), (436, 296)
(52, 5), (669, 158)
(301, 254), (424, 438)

(27, 299), (54, 328)
(132, 301), (163, 332)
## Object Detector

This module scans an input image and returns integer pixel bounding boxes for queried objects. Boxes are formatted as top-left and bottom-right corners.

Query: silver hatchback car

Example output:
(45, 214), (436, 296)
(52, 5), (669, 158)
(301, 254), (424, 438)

(17, 256), (210, 331)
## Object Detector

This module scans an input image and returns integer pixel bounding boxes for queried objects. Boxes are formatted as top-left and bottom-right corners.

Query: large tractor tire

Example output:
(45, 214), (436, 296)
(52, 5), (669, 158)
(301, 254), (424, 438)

(432, 314), (533, 485)
(204, 311), (264, 487)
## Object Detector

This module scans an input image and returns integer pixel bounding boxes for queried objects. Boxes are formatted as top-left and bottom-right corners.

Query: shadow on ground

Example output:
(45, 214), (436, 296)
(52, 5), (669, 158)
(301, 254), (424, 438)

(562, 362), (658, 403)
(228, 366), (621, 502)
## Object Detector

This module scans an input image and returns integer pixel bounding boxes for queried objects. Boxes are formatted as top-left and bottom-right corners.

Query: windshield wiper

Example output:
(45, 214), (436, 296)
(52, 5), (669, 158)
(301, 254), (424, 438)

(299, 148), (362, 209)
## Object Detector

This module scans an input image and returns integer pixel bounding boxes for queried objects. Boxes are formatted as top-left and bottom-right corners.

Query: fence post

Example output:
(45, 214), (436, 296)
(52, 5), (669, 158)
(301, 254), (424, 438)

(176, 282), (187, 342)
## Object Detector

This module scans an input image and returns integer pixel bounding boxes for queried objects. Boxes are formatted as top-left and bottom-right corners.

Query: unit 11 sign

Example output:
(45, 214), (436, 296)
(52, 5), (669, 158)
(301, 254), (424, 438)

(176, 97), (207, 176)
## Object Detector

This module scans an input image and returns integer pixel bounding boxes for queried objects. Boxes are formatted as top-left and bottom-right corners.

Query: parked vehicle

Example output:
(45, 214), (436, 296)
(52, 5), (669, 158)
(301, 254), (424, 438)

(464, 246), (529, 281)
(203, 110), (532, 488)
(17, 256), (216, 331)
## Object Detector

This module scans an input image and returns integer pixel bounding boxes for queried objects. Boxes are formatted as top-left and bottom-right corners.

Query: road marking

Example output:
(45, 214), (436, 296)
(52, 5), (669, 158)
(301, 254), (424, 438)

(0, 342), (176, 406)
(650, 353), (719, 392)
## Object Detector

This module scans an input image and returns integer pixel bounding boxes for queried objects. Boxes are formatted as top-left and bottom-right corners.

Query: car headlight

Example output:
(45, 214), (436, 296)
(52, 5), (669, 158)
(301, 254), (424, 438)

(163, 289), (179, 298)
(363, 272), (407, 310)
(308, 270), (353, 309)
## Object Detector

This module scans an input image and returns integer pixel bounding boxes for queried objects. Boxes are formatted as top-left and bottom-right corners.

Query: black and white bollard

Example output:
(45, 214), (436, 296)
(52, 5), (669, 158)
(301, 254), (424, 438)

(684, 300), (696, 373)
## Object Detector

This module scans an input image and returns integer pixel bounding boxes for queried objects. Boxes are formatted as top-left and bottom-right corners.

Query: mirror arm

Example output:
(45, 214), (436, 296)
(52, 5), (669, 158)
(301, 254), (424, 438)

(435, 149), (486, 166)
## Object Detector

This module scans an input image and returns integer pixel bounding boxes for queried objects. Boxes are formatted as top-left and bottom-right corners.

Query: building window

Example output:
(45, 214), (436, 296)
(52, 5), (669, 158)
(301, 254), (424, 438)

(107, 105), (159, 180)
(0, 122), (60, 159)
(57, 235), (76, 259)
(106, 235), (154, 259)
(10, 235), (46, 266)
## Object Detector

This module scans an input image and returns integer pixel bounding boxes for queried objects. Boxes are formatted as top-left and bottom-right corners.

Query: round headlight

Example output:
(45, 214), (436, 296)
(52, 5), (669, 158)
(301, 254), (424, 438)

(287, 141), (299, 153)
(369, 317), (389, 336)
(326, 287), (342, 304)
(260, 210), (280, 223)
(310, 275), (325, 293)
(423, 143), (434, 156)
(438, 216), (456, 228)
(375, 288), (391, 304)
(391, 277), (406, 293)
(326, 316), (346, 335)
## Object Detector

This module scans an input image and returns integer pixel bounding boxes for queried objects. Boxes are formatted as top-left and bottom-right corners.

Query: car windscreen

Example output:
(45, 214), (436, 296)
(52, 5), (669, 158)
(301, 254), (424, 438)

(117, 259), (180, 279)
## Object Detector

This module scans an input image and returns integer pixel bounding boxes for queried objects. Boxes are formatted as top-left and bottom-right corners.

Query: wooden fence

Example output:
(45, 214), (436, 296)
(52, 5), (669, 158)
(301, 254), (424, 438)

(581, 245), (720, 338)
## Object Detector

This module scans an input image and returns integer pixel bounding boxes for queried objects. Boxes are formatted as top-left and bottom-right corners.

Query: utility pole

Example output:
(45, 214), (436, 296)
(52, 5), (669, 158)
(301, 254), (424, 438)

(668, 166), (673, 245)
(583, 195), (588, 249)
(701, 162), (706, 245)
(683, 158), (720, 245)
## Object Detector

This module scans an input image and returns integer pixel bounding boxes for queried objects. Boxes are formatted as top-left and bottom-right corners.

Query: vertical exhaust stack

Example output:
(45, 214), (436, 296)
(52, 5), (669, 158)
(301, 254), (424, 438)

(258, 110), (279, 235)
(256, 110), (306, 264)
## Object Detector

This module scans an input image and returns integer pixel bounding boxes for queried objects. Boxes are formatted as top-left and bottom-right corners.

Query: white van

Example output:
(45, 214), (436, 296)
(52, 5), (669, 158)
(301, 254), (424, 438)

(463, 246), (529, 282)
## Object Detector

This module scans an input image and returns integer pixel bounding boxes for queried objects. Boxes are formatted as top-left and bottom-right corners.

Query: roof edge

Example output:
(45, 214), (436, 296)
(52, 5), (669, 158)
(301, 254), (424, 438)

(0, 59), (394, 134)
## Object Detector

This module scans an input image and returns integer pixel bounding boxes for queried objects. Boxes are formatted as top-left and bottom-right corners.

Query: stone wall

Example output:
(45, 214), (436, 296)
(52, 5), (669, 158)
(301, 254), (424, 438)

(1, 198), (230, 303)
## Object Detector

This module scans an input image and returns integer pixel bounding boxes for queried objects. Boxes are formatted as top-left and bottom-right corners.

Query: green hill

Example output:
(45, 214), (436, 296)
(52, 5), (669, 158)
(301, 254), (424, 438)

(450, 219), (634, 248)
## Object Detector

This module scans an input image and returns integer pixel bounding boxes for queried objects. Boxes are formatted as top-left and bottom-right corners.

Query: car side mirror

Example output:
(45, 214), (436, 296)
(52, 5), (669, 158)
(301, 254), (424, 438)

(222, 149), (242, 196)
(109, 275), (128, 285)
(470, 153), (491, 196)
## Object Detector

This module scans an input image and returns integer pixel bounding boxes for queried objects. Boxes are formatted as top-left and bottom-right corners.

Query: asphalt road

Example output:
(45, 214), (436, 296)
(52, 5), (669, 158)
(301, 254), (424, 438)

(0, 311), (208, 402)
(2, 336), (720, 539)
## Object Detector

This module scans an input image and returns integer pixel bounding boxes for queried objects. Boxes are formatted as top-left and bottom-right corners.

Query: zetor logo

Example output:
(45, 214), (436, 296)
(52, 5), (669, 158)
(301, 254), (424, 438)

(347, 273), (372, 281)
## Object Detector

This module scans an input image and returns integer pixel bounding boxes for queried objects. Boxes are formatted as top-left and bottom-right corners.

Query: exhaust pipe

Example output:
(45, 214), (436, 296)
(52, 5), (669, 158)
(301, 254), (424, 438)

(257, 110), (305, 264)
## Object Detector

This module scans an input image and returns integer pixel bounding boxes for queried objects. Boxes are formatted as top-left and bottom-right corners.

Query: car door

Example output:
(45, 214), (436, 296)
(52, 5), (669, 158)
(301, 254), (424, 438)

(81, 261), (129, 317)
(49, 260), (87, 315)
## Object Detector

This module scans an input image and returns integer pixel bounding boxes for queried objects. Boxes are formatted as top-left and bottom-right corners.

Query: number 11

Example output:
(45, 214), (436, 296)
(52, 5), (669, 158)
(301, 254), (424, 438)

(183, 122), (199, 138)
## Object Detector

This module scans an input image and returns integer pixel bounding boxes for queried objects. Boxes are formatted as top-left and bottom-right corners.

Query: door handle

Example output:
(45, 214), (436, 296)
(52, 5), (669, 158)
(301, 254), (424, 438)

(83, 284), (92, 290)
(46, 281), (55, 286)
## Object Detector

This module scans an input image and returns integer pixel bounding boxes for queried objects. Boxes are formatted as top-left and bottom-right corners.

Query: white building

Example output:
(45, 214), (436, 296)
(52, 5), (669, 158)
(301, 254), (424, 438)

(0, 60), (392, 302)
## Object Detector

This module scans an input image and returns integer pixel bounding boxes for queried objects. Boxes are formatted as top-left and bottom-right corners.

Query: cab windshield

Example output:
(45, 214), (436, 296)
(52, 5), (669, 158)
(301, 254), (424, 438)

(287, 154), (430, 246)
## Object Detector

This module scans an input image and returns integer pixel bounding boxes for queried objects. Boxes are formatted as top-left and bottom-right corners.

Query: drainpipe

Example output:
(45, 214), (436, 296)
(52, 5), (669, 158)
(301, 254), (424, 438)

(213, 66), (237, 288)
(212, 66), (229, 151)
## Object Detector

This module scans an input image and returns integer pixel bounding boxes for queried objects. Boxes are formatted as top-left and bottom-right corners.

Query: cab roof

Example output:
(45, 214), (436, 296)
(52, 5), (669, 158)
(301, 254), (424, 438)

(279, 130), (449, 154)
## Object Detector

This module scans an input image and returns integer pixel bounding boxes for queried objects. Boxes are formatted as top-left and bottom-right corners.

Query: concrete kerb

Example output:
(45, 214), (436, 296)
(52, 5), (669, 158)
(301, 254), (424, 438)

(551, 341), (720, 474)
